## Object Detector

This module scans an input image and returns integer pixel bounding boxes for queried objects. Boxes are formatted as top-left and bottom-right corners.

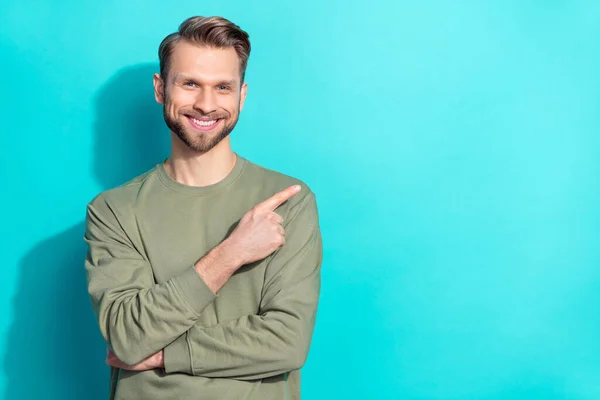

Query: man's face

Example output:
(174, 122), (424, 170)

(153, 41), (247, 153)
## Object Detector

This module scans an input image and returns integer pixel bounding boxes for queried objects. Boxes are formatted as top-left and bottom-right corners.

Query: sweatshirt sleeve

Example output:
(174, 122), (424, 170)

(163, 192), (323, 379)
(84, 198), (216, 366)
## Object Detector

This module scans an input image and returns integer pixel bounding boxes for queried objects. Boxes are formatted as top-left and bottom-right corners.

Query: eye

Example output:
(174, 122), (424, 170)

(184, 81), (198, 87)
(217, 85), (231, 91)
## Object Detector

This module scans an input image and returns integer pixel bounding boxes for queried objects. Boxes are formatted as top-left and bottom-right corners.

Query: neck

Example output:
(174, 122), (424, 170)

(165, 135), (237, 187)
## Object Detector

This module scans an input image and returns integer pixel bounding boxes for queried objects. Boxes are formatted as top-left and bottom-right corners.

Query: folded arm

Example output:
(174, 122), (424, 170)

(163, 192), (323, 380)
(85, 198), (217, 366)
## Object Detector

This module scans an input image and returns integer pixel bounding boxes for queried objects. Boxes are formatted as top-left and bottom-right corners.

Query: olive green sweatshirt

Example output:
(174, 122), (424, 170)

(84, 153), (322, 400)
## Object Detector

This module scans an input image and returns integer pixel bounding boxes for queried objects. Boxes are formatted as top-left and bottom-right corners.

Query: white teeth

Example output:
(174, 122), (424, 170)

(192, 118), (217, 126)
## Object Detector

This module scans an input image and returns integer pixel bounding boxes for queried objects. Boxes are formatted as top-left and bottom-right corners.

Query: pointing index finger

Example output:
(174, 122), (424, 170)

(255, 185), (301, 213)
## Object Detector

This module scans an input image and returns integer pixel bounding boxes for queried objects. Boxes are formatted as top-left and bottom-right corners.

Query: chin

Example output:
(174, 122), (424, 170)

(180, 130), (229, 153)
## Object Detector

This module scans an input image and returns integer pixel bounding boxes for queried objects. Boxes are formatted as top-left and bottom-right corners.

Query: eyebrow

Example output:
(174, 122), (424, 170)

(215, 79), (236, 86)
(172, 74), (237, 87)
(172, 73), (192, 84)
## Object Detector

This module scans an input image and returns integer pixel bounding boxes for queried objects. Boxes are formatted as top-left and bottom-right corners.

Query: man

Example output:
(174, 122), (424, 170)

(84, 16), (322, 400)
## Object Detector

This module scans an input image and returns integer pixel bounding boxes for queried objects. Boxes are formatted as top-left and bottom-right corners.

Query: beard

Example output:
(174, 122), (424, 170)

(162, 98), (240, 153)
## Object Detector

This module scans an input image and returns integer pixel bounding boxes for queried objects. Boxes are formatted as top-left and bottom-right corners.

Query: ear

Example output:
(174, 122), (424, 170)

(153, 73), (165, 104)
(239, 82), (248, 112)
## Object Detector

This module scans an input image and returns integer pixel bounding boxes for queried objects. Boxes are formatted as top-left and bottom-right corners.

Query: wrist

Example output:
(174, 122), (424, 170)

(156, 350), (165, 368)
(193, 240), (244, 294)
(215, 239), (245, 270)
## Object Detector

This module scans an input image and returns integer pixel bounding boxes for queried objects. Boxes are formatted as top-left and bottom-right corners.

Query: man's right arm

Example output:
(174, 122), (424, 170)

(85, 198), (219, 366)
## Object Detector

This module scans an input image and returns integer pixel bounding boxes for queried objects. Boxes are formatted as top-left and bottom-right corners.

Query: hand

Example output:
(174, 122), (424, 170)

(106, 348), (164, 371)
(225, 185), (301, 265)
(194, 184), (302, 294)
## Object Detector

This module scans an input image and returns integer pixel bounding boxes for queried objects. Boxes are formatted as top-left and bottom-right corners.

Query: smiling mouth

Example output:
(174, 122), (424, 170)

(186, 115), (222, 131)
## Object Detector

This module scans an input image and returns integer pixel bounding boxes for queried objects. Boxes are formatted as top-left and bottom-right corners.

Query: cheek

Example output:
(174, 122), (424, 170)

(222, 96), (241, 116)
(163, 98), (177, 116)
(166, 89), (196, 110)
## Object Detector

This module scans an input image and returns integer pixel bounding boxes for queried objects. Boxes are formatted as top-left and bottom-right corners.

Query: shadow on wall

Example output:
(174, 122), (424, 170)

(4, 63), (168, 400)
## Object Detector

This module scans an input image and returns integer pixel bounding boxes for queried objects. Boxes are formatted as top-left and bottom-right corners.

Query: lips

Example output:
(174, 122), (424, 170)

(191, 117), (217, 126)
(186, 115), (222, 131)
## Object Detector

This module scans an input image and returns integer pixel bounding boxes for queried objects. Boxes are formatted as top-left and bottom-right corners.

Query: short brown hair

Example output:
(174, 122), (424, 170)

(158, 16), (251, 83)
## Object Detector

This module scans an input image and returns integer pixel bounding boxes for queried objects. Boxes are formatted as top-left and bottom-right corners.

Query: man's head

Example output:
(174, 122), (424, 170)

(153, 16), (251, 153)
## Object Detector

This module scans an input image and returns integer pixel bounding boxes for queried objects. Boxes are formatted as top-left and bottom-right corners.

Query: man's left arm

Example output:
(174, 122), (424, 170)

(161, 192), (323, 380)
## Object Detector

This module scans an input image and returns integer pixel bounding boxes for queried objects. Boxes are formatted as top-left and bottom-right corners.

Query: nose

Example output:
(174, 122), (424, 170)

(193, 89), (217, 115)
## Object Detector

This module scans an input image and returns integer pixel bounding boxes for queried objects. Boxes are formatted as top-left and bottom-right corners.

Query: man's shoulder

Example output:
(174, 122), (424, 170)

(242, 156), (316, 206)
(86, 166), (158, 213)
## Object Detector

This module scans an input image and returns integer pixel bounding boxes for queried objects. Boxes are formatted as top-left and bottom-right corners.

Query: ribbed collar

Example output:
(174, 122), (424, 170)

(156, 153), (247, 195)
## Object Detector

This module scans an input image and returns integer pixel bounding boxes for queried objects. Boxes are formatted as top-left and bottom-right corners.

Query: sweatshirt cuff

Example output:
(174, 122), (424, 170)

(163, 332), (192, 374)
(172, 265), (217, 316)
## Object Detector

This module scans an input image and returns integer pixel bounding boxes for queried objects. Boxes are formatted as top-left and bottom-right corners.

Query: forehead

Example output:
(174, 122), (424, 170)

(168, 41), (240, 82)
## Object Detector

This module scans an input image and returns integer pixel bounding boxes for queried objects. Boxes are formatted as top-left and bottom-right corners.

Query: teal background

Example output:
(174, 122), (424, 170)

(1, 1), (599, 399)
